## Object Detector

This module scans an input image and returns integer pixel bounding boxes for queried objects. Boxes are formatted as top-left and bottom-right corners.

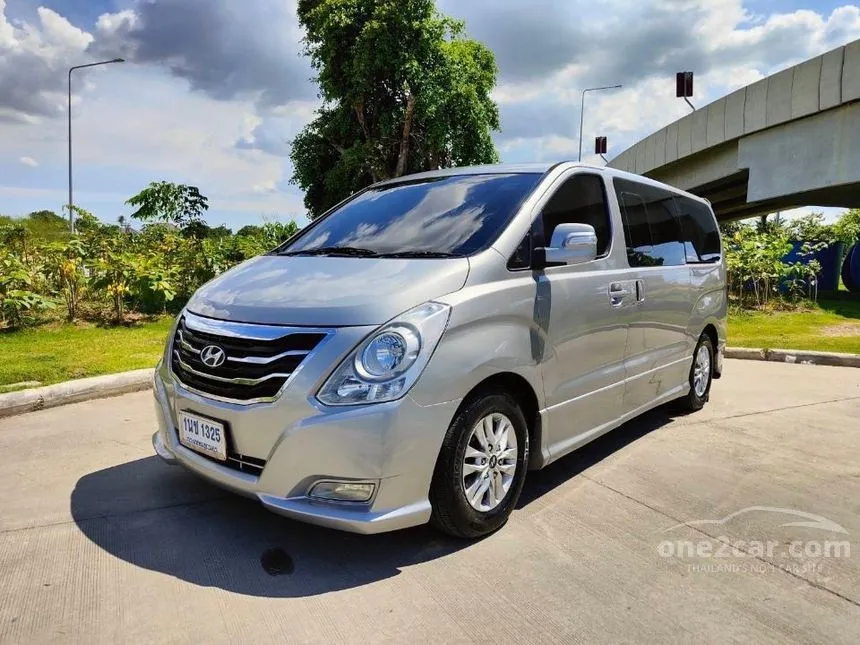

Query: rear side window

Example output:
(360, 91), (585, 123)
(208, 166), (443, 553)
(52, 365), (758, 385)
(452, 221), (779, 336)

(614, 179), (685, 267)
(675, 197), (721, 263)
(540, 173), (612, 256)
(617, 191), (652, 264)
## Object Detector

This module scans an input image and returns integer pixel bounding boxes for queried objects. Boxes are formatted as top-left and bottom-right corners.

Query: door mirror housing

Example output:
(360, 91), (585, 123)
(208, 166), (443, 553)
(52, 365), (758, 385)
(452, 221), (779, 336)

(537, 223), (598, 267)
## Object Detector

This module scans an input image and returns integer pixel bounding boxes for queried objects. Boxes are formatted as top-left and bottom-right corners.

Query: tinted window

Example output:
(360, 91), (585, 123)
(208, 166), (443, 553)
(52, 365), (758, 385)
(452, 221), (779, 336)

(675, 196), (721, 263)
(282, 173), (543, 256)
(614, 179), (686, 267)
(618, 191), (653, 265)
(540, 174), (611, 256)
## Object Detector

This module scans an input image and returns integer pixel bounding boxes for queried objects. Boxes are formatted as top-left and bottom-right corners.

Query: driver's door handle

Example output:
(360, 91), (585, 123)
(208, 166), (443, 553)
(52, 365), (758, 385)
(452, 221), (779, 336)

(609, 282), (631, 307)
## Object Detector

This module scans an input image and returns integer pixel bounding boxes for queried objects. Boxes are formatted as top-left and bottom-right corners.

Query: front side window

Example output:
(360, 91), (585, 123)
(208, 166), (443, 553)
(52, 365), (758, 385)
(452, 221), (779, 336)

(278, 173), (543, 258)
(614, 179), (686, 267)
(539, 173), (611, 256)
(675, 196), (721, 263)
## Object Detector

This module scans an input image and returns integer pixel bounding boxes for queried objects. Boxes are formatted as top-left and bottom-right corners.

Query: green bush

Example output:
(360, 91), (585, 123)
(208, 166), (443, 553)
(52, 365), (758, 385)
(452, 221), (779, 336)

(0, 192), (301, 328)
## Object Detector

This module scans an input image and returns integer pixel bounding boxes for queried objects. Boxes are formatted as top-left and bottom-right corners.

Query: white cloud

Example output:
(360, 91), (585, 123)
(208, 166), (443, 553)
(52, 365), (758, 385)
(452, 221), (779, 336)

(0, 0), (96, 120)
(18, 156), (38, 167)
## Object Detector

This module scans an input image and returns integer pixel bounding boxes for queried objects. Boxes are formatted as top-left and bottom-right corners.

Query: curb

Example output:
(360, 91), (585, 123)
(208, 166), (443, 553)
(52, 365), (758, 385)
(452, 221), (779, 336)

(725, 347), (860, 368)
(0, 369), (154, 419)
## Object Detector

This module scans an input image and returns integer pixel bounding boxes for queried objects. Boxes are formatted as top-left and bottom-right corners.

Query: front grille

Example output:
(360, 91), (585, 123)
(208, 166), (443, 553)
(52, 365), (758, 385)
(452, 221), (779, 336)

(170, 315), (327, 402)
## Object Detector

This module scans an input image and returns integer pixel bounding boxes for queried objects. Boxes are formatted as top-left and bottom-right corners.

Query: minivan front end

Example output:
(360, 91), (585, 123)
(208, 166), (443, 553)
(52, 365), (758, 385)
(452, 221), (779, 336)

(152, 307), (461, 534)
(150, 167), (551, 536)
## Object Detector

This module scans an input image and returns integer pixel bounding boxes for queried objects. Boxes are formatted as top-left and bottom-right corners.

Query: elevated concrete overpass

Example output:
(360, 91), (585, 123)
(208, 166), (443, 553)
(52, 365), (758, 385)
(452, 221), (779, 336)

(609, 40), (860, 221)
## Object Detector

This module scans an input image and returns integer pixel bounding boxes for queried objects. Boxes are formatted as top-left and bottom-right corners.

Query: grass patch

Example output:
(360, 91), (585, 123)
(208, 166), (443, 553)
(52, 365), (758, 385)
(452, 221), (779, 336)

(729, 296), (860, 354)
(0, 317), (173, 389)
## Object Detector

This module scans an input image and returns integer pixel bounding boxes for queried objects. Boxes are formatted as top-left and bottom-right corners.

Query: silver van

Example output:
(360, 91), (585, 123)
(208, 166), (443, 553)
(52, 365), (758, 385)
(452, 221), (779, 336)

(152, 162), (726, 538)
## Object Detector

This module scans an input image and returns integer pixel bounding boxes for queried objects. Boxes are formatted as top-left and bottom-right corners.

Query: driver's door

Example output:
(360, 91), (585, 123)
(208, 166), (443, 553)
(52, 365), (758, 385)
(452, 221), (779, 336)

(538, 172), (632, 461)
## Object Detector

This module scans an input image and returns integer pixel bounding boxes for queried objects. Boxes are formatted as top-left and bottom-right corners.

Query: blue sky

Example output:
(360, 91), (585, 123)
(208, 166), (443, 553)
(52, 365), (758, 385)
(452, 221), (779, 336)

(1, 0), (859, 230)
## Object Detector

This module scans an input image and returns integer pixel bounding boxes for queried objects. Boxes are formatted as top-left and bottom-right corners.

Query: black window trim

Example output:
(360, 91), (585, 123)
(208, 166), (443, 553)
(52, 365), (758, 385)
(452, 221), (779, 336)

(507, 170), (614, 271)
(506, 230), (534, 272)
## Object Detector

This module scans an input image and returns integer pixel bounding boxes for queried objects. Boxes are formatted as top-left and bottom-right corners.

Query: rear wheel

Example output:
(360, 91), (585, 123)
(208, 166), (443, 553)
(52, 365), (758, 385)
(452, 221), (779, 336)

(429, 390), (529, 539)
(674, 334), (714, 412)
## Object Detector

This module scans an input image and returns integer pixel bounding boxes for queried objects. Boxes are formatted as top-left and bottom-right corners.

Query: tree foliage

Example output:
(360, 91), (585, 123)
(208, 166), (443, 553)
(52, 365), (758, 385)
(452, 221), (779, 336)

(722, 216), (833, 308)
(832, 208), (860, 246)
(0, 184), (300, 328)
(291, 0), (500, 217)
(125, 181), (209, 227)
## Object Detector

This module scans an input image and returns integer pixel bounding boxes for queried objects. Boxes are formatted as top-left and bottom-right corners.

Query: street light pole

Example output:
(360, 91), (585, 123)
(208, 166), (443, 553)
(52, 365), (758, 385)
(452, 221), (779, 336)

(68, 58), (124, 233)
(578, 84), (622, 162)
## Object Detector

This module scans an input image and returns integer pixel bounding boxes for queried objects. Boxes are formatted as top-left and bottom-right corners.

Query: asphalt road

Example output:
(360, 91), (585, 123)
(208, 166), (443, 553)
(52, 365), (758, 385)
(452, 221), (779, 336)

(1, 359), (859, 644)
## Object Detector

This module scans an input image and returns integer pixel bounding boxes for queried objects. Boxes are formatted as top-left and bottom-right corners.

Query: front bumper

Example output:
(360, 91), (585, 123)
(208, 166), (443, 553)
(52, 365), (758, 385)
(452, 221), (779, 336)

(152, 362), (459, 535)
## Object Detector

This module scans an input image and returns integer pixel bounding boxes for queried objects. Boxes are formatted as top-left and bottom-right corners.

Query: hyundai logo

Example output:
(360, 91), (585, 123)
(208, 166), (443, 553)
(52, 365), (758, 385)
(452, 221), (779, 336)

(200, 345), (226, 368)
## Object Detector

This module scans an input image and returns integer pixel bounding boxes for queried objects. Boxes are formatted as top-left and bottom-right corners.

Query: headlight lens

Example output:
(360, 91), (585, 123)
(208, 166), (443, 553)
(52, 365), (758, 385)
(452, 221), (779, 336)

(356, 327), (419, 379)
(317, 301), (451, 405)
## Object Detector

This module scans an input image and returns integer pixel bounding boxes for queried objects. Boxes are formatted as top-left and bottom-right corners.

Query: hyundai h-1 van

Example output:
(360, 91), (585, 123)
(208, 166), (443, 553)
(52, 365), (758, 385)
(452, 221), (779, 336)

(152, 162), (726, 538)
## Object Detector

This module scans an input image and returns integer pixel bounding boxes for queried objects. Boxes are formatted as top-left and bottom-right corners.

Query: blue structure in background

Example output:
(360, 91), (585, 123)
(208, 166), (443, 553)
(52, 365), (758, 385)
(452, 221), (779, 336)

(782, 241), (846, 292)
(842, 244), (860, 292)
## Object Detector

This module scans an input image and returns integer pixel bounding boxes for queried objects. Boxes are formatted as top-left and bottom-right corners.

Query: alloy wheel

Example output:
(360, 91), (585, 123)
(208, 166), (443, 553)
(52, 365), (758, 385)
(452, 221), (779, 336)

(693, 344), (711, 397)
(461, 413), (518, 512)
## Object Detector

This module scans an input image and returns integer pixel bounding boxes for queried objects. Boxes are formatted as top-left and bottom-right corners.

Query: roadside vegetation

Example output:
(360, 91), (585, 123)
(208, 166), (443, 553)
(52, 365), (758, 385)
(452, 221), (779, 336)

(721, 210), (860, 354)
(0, 184), (299, 329)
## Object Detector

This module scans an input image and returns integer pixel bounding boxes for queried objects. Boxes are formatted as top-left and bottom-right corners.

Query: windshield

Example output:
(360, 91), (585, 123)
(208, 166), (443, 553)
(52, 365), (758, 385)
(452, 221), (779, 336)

(278, 173), (543, 257)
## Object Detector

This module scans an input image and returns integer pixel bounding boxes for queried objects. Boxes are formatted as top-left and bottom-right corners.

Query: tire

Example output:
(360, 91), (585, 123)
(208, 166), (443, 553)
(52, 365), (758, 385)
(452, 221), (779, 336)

(673, 334), (714, 412)
(429, 389), (529, 539)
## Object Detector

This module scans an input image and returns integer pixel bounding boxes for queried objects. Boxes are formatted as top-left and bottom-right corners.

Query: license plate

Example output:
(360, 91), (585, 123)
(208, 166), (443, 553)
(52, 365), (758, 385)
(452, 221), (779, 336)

(178, 411), (227, 462)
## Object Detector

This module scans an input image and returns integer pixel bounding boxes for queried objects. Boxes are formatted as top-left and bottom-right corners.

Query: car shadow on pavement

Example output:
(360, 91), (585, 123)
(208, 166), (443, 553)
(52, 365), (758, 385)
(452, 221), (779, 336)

(70, 408), (674, 598)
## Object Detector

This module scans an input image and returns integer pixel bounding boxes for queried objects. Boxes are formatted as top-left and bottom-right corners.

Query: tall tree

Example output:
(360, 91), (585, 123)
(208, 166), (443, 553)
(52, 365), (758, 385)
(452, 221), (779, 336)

(126, 182), (209, 228)
(292, 0), (500, 217)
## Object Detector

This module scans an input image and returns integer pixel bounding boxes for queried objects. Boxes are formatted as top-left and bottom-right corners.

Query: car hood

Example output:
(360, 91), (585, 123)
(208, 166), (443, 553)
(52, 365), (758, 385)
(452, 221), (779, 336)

(186, 255), (470, 326)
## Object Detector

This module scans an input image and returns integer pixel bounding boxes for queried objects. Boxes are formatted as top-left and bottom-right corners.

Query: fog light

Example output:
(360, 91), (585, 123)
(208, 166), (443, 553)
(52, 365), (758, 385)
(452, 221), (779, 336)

(308, 481), (375, 503)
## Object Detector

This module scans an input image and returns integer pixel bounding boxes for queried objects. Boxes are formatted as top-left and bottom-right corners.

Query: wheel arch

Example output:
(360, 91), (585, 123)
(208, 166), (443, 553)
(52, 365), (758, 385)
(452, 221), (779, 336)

(455, 372), (544, 471)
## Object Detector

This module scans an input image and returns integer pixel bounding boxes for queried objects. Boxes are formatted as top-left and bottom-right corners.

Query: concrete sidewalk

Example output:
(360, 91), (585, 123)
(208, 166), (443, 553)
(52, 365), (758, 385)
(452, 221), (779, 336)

(0, 360), (859, 644)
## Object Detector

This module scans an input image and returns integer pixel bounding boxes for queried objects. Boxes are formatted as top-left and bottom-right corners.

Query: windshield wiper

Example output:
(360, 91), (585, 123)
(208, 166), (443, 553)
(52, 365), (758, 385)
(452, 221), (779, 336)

(376, 250), (463, 259)
(278, 246), (379, 257)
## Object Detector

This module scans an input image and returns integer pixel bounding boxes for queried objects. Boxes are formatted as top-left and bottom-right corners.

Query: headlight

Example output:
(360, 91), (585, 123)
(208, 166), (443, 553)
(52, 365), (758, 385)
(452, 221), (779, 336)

(317, 301), (451, 405)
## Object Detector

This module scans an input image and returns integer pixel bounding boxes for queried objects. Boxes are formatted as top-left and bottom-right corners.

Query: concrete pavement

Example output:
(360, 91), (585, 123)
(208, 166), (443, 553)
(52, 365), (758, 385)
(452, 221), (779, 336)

(0, 360), (859, 644)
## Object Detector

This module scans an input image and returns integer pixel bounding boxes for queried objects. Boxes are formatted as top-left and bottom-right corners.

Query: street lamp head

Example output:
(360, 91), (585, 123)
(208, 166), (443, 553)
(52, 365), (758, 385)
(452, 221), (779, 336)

(112, 58), (125, 63)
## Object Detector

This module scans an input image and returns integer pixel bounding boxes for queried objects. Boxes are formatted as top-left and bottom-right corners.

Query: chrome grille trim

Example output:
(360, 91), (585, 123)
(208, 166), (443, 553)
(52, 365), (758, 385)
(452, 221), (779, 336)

(172, 351), (294, 386)
(168, 311), (334, 405)
(183, 310), (330, 341)
(175, 329), (200, 354)
(226, 349), (310, 365)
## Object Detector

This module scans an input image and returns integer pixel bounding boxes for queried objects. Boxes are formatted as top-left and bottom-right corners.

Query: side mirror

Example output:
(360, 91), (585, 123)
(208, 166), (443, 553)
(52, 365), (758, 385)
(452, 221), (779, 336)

(539, 223), (598, 266)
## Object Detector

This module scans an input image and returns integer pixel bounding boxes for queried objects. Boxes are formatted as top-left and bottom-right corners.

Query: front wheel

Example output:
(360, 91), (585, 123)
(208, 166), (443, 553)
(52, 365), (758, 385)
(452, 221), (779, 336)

(674, 334), (714, 412)
(429, 390), (529, 539)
